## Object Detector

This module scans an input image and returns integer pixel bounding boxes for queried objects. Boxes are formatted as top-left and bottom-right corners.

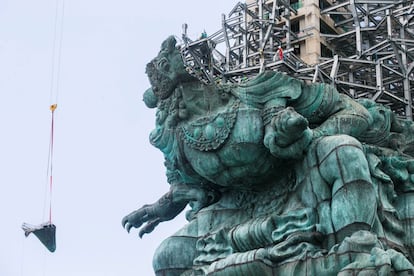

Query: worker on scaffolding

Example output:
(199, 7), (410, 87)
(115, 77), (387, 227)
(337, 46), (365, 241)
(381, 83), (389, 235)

(200, 30), (207, 39)
(277, 46), (283, 60)
(273, 46), (284, 62)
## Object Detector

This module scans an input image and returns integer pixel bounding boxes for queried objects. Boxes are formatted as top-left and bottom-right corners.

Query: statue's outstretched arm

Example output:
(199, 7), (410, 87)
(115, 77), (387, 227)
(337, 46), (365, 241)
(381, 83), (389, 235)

(122, 189), (187, 238)
(122, 184), (217, 237)
(311, 94), (373, 139)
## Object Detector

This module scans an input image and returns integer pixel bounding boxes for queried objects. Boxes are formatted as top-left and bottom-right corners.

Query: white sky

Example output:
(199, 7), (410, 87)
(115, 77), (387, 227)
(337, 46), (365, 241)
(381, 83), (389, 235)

(0, 1), (238, 275)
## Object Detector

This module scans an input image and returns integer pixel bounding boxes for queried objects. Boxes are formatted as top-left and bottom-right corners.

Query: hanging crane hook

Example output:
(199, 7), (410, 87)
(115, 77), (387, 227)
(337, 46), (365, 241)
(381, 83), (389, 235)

(50, 104), (58, 112)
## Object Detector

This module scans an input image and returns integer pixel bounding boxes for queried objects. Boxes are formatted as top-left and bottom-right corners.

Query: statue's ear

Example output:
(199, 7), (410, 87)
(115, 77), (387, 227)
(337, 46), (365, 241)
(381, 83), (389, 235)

(143, 88), (158, 108)
(161, 36), (177, 53)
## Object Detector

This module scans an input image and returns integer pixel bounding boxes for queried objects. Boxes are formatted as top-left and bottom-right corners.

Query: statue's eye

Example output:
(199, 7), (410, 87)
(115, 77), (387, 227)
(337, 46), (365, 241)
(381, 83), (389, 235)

(157, 57), (170, 72)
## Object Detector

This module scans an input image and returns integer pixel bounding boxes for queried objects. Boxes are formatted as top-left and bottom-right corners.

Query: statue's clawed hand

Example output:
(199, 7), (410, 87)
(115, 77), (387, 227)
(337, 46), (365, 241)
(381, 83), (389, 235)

(122, 191), (187, 238)
(264, 107), (313, 159)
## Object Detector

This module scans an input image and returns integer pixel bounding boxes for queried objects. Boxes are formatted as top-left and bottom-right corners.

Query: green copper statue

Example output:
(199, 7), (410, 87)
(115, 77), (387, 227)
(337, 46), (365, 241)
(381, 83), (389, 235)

(123, 36), (414, 275)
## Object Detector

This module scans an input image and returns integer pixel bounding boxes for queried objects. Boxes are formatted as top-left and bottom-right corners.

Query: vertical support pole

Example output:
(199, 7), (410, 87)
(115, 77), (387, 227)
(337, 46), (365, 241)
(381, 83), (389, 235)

(401, 26), (413, 119)
(313, 65), (319, 83)
(386, 9), (392, 37)
(330, 55), (339, 87)
(285, 7), (291, 50)
(404, 77), (412, 119)
(363, 4), (369, 27)
(350, 0), (362, 56)
(349, 72), (355, 98)
(355, 25), (362, 56)
(222, 14), (230, 71)
(208, 40), (214, 82)
(236, 10), (242, 69)
(269, 0), (277, 50)
(243, 8), (248, 68)
(373, 61), (383, 101)
(258, 0), (265, 72)
(182, 23), (188, 44)
(259, 0), (264, 48)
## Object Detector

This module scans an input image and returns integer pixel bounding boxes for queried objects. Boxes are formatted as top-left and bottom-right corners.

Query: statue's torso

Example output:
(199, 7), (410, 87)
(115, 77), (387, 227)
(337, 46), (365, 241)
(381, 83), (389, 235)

(180, 102), (278, 189)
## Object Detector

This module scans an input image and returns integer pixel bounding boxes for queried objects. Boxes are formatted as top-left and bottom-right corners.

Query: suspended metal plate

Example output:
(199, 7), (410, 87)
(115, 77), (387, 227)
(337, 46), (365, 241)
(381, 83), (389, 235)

(22, 222), (56, 252)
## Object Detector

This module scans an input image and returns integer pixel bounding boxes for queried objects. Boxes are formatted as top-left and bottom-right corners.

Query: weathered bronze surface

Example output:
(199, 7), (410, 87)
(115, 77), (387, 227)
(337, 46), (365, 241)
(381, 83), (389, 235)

(123, 36), (414, 275)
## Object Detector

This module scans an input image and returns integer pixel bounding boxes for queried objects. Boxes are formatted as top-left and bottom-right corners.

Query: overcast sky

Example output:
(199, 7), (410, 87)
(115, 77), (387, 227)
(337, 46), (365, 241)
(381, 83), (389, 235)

(0, 1), (238, 275)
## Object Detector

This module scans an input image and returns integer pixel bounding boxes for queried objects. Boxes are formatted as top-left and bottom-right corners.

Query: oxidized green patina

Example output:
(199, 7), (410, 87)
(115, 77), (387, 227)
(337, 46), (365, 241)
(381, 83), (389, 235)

(122, 36), (414, 275)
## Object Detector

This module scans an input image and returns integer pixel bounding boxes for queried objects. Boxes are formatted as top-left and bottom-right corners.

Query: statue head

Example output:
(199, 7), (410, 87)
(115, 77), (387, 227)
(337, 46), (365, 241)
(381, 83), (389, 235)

(146, 36), (193, 100)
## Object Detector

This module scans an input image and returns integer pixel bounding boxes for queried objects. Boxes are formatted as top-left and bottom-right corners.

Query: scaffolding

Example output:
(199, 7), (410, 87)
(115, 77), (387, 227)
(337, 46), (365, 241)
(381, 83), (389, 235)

(180, 0), (414, 119)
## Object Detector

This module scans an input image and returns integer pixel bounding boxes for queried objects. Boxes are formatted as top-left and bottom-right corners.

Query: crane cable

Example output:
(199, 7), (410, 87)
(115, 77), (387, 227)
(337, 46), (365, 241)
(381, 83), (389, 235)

(44, 0), (65, 224)
(49, 0), (65, 105)
(47, 104), (57, 224)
